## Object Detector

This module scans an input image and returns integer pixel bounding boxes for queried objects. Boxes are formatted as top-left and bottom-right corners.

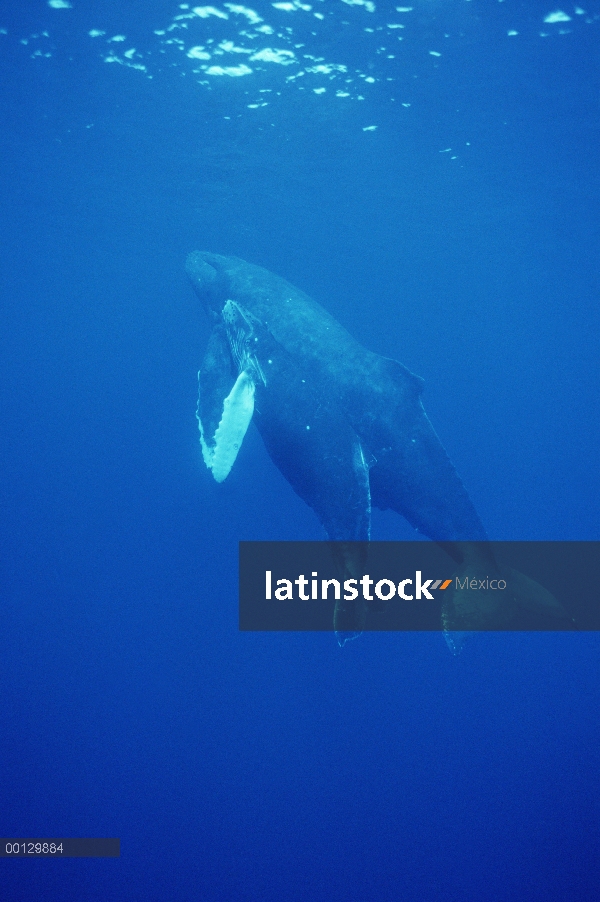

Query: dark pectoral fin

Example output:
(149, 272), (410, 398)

(259, 400), (373, 542)
(251, 328), (373, 542)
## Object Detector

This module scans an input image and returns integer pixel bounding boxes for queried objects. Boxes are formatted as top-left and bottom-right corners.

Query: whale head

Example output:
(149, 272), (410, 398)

(186, 251), (229, 321)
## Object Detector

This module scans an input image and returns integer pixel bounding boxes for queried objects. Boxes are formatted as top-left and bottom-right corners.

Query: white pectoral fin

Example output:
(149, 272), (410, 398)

(199, 369), (256, 482)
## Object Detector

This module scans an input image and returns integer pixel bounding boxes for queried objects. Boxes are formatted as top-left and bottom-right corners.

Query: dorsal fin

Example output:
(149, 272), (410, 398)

(378, 356), (425, 397)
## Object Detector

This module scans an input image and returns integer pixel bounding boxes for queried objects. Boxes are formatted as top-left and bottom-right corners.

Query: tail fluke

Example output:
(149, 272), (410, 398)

(504, 566), (574, 625)
(442, 562), (573, 653)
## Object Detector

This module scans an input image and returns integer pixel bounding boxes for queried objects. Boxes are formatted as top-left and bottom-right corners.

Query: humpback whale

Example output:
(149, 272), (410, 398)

(187, 252), (569, 644)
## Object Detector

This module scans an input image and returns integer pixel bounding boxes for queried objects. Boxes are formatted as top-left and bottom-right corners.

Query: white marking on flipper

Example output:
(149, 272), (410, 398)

(199, 369), (256, 482)
(222, 299), (267, 386)
(443, 630), (471, 656)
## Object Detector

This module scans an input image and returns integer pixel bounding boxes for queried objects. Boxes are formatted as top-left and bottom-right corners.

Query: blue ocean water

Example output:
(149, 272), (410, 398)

(1, 1), (599, 899)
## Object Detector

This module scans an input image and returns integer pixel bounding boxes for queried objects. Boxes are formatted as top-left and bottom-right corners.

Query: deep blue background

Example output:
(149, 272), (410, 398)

(1, 2), (599, 899)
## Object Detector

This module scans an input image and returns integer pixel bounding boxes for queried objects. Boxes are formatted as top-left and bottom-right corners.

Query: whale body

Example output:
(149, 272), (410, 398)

(187, 251), (487, 545)
(187, 252), (569, 642)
